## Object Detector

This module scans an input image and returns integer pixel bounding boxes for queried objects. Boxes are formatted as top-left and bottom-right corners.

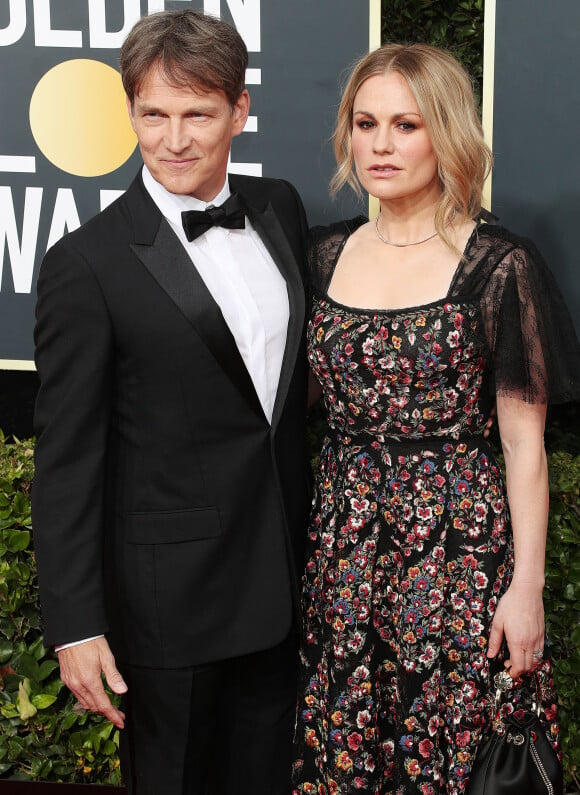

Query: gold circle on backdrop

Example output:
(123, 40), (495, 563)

(29, 59), (137, 177)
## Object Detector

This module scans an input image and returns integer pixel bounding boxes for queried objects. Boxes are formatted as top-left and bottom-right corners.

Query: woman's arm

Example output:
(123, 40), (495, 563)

(487, 395), (548, 679)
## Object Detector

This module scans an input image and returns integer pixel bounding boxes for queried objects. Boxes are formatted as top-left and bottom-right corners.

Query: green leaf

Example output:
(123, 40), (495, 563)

(12, 561), (31, 581)
(28, 635), (46, 661)
(31, 693), (57, 710)
(69, 731), (85, 750)
(30, 756), (53, 778)
(38, 659), (60, 680)
(61, 711), (79, 731)
(17, 681), (37, 720)
(102, 740), (117, 755)
(42, 677), (65, 697)
(11, 492), (30, 516)
(13, 653), (41, 683)
(0, 703), (18, 719)
(6, 530), (30, 552)
(0, 637), (13, 663)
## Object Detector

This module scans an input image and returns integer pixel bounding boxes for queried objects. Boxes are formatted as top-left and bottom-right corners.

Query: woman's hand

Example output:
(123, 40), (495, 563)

(483, 404), (496, 439)
(487, 580), (545, 679)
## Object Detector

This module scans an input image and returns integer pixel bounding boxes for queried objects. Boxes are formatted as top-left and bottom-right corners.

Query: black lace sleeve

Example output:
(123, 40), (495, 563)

(463, 227), (580, 404)
(307, 216), (367, 295)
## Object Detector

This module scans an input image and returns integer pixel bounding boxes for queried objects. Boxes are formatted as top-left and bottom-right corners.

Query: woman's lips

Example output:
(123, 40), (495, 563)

(369, 164), (401, 177)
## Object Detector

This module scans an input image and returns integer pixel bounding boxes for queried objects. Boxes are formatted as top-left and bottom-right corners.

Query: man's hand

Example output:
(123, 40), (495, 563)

(57, 637), (127, 729)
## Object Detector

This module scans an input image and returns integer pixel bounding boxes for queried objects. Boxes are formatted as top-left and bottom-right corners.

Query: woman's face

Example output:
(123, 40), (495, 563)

(351, 71), (440, 205)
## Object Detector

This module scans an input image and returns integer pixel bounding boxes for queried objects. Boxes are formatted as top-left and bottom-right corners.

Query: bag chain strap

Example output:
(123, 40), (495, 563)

(490, 669), (553, 795)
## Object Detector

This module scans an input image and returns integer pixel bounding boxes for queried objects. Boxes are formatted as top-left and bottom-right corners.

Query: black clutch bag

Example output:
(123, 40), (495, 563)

(468, 670), (563, 795)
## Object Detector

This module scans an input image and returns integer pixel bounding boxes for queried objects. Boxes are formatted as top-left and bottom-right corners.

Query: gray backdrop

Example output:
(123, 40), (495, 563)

(0, 0), (369, 364)
(492, 0), (580, 334)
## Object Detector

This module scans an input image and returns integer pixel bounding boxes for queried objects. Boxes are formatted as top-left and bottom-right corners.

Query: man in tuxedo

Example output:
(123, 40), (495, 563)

(32, 10), (310, 794)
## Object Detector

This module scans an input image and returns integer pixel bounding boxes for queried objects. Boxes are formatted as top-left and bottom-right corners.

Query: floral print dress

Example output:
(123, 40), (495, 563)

(292, 218), (578, 795)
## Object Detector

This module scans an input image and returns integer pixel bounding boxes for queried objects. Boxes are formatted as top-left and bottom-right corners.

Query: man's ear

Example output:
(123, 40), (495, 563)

(232, 89), (250, 137)
(126, 95), (136, 132)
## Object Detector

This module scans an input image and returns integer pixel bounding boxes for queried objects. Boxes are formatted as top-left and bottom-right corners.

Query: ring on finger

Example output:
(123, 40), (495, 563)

(532, 648), (543, 661)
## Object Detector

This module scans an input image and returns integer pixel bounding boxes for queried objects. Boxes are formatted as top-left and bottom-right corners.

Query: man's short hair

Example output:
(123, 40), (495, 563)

(120, 10), (248, 108)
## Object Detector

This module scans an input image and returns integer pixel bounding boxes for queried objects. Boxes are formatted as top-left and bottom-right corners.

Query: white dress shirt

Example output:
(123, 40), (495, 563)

(56, 167), (291, 651)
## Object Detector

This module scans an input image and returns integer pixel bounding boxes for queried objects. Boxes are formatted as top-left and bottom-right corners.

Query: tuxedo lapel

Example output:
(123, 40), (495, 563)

(124, 171), (305, 428)
(242, 200), (306, 432)
(130, 217), (265, 420)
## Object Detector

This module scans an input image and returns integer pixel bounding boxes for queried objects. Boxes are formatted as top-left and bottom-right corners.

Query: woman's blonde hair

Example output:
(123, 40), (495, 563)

(332, 43), (492, 250)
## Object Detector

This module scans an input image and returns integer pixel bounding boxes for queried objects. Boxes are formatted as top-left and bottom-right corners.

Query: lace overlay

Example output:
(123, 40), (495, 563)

(308, 218), (580, 405)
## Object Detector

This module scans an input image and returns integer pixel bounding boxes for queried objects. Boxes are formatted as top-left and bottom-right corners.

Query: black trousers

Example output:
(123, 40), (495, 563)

(119, 634), (298, 795)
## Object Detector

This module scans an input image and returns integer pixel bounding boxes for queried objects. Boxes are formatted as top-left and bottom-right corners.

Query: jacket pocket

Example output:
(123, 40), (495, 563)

(123, 507), (221, 544)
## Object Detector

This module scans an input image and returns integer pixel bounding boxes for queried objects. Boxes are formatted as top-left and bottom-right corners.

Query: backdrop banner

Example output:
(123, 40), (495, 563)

(0, 0), (378, 367)
(489, 0), (580, 335)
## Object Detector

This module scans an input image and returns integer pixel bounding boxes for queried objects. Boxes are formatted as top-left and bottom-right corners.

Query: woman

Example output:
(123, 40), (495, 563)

(292, 43), (579, 794)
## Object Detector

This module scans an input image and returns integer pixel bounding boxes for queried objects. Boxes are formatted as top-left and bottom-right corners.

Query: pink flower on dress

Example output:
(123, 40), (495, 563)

(419, 738), (434, 758)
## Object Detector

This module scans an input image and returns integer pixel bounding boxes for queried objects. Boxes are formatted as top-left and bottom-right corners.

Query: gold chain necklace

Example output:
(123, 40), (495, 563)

(374, 215), (439, 247)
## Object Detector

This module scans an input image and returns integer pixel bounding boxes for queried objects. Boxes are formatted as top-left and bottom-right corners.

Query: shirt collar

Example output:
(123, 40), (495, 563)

(141, 165), (231, 228)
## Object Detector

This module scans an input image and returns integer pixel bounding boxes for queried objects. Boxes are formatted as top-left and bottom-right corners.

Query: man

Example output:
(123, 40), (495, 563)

(32, 10), (310, 794)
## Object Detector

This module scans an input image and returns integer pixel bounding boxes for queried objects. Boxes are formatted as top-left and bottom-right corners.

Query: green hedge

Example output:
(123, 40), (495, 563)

(0, 428), (578, 786)
(382, 0), (484, 102)
(545, 450), (580, 786)
(0, 432), (121, 785)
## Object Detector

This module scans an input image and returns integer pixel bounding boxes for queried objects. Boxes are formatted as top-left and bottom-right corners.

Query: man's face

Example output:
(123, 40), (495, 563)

(127, 64), (249, 201)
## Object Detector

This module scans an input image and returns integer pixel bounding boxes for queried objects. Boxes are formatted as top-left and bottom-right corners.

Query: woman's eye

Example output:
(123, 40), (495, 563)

(397, 121), (416, 131)
(357, 120), (375, 130)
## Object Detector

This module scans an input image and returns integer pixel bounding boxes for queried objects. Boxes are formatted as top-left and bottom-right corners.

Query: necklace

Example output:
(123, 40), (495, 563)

(374, 215), (439, 247)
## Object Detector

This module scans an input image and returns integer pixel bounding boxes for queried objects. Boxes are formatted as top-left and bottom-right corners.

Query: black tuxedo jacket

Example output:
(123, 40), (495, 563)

(33, 172), (311, 668)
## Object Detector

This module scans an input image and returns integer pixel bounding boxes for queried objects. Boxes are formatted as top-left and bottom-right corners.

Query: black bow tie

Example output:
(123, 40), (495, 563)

(181, 193), (246, 241)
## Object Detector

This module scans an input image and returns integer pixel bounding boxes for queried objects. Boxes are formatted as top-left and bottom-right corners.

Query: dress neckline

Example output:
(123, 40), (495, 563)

(317, 292), (465, 317)
(322, 221), (480, 316)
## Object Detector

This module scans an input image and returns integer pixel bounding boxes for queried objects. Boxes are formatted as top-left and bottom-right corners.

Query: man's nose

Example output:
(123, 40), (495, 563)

(165, 119), (189, 152)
